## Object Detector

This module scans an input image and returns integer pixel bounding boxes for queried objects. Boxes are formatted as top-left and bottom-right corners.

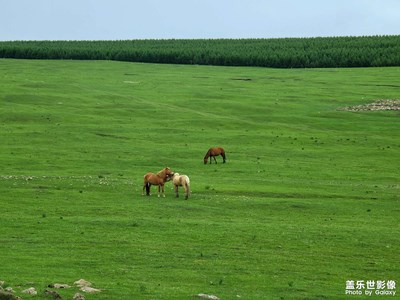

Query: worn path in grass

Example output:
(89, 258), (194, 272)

(0, 59), (399, 299)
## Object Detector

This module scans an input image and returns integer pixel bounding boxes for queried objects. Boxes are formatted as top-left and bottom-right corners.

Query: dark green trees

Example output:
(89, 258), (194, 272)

(1, 35), (399, 68)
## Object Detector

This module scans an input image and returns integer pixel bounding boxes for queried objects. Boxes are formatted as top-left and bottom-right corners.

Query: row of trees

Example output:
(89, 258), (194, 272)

(1, 36), (399, 68)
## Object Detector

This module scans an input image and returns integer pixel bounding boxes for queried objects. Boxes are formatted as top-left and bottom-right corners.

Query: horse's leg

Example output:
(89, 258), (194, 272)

(213, 156), (217, 164)
(157, 185), (161, 197)
(146, 183), (151, 196)
(142, 182), (146, 196)
(161, 184), (166, 198)
(175, 184), (179, 198)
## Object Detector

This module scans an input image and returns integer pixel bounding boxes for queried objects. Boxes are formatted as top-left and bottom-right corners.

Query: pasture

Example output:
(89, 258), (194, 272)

(0, 59), (399, 299)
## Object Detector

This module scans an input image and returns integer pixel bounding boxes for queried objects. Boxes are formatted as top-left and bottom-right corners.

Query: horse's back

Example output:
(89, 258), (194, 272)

(144, 172), (161, 184)
(179, 175), (190, 186)
(211, 147), (224, 156)
(143, 172), (152, 180)
(173, 174), (190, 186)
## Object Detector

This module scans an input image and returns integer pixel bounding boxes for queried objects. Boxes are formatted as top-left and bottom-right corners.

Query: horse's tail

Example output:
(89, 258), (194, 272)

(145, 182), (151, 195)
(221, 148), (226, 163)
(184, 176), (190, 199)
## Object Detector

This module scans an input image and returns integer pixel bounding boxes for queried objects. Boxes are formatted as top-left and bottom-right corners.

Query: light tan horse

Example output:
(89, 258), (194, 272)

(142, 167), (174, 197)
(171, 173), (190, 200)
(204, 147), (226, 164)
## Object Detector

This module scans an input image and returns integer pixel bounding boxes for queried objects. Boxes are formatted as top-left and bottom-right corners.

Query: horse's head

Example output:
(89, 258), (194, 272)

(203, 158), (208, 164)
(164, 167), (174, 175)
(163, 167), (174, 181)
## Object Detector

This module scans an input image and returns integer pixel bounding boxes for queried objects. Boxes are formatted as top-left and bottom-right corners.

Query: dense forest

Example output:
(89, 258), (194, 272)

(1, 35), (399, 68)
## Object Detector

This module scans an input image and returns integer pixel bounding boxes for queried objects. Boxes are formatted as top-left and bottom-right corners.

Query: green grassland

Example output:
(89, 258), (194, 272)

(0, 59), (399, 299)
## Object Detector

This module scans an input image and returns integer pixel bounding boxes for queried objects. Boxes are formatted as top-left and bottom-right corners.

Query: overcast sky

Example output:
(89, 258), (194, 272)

(1, 0), (399, 40)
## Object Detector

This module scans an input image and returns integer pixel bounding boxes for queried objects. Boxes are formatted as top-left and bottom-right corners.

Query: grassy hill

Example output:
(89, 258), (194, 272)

(0, 59), (399, 299)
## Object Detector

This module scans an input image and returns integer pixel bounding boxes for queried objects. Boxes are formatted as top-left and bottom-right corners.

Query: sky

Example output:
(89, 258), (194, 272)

(1, 0), (399, 41)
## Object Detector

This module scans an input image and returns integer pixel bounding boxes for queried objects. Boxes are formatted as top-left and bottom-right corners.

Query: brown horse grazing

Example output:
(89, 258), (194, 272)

(204, 147), (226, 164)
(142, 167), (174, 197)
(171, 173), (190, 200)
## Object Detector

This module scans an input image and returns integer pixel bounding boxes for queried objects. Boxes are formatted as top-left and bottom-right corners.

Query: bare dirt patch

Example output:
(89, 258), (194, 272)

(338, 99), (400, 112)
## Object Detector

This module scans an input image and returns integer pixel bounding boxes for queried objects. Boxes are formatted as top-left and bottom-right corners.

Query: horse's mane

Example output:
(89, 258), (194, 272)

(157, 167), (172, 179)
(157, 168), (167, 176)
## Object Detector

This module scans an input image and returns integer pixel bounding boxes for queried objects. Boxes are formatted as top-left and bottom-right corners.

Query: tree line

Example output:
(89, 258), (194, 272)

(0, 36), (399, 68)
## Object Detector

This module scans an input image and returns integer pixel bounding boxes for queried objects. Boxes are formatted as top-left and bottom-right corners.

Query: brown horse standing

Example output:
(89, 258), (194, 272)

(204, 147), (226, 164)
(142, 167), (174, 197)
